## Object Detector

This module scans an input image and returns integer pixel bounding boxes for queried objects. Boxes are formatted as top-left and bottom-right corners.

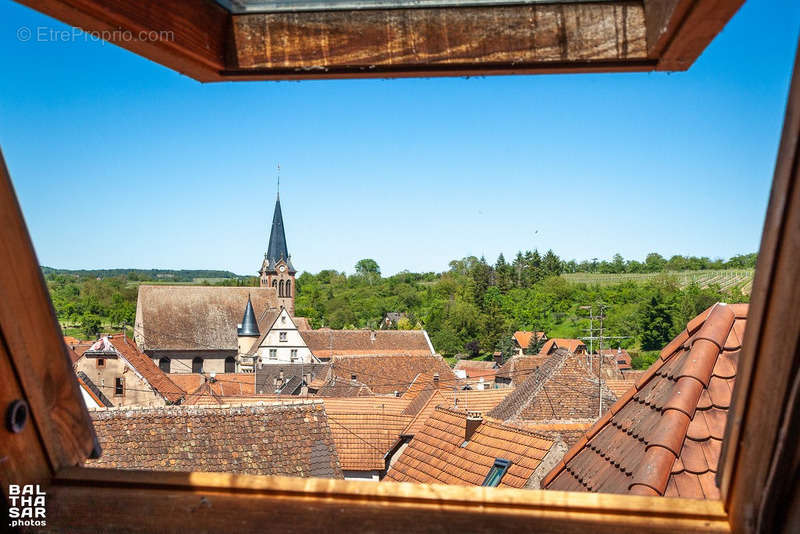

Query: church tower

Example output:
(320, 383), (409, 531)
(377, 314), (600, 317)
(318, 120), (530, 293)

(259, 194), (296, 315)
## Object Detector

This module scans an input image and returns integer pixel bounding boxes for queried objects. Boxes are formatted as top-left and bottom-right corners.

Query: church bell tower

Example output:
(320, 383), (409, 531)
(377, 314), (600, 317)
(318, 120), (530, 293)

(259, 193), (296, 315)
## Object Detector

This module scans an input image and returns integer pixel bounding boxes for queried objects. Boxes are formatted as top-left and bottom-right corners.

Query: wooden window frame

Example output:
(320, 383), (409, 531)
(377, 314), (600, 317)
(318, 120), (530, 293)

(1, 21), (798, 534)
(13, 0), (745, 82)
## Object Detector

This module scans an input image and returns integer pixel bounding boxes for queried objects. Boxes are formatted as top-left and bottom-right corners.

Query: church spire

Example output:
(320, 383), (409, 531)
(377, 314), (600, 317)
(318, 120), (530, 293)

(265, 194), (294, 272)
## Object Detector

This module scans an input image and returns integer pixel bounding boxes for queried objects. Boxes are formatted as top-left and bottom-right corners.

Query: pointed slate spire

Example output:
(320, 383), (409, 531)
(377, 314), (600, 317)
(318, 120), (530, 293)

(237, 295), (260, 337)
(265, 195), (295, 272)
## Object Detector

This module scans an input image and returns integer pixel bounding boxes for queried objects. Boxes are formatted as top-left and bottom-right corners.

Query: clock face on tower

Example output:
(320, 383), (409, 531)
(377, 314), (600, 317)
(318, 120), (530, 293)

(279, 265), (286, 273)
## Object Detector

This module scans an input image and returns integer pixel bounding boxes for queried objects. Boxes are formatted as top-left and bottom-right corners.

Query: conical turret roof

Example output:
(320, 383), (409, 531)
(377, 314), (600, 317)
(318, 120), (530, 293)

(237, 295), (260, 337)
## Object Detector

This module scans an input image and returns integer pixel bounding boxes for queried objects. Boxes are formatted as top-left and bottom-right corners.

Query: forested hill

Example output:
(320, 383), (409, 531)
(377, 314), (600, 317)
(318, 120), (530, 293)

(45, 251), (755, 369)
(41, 267), (244, 282)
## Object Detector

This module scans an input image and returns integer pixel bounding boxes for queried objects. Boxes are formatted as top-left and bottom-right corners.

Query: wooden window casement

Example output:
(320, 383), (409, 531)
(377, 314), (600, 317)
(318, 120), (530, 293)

(159, 358), (170, 373)
(192, 357), (203, 373)
(279, 332), (287, 342)
(269, 349), (277, 360)
(114, 377), (124, 397)
(1, 3), (796, 532)
(224, 357), (236, 373)
(96, 358), (105, 368)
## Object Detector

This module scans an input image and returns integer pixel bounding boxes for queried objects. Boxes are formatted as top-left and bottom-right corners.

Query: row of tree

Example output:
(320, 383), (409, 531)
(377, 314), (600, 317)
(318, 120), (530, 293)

(44, 250), (753, 361)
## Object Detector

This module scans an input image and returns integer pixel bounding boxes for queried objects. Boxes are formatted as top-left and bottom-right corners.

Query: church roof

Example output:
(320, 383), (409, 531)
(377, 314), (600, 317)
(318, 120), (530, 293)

(263, 196), (295, 273)
(134, 286), (279, 352)
(237, 295), (260, 337)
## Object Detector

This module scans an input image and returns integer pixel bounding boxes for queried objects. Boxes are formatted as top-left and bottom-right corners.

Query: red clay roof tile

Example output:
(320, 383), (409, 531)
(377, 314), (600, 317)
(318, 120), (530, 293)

(544, 303), (746, 499)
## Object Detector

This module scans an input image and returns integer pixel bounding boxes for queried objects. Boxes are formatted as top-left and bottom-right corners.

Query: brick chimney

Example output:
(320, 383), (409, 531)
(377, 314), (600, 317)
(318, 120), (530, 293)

(493, 351), (503, 366)
(465, 411), (483, 442)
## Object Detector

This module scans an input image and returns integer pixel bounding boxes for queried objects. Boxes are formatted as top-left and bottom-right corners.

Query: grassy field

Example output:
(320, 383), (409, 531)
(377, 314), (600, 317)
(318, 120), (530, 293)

(562, 269), (754, 294)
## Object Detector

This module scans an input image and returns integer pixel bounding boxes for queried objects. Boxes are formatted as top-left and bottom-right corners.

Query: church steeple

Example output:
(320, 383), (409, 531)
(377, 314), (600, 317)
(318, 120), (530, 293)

(265, 196), (294, 273)
(259, 193), (296, 315)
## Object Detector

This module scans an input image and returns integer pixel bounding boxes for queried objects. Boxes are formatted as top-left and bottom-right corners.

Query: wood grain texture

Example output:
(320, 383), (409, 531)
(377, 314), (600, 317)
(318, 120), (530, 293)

(45, 466), (730, 533)
(0, 149), (97, 495)
(719, 36), (800, 534)
(651, 0), (745, 70)
(15, 0), (230, 82)
(230, 2), (648, 78)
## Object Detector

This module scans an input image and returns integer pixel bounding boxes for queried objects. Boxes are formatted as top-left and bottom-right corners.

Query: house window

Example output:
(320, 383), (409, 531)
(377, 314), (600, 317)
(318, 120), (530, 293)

(290, 349), (297, 361)
(159, 358), (170, 373)
(114, 377), (124, 396)
(97, 358), (105, 368)
(224, 356), (236, 373)
(279, 332), (287, 342)
(285, 280), (291, 297)
(269, 349), (277, 360)
(192, 357), (203, 373)
(482, 459), (511, 487)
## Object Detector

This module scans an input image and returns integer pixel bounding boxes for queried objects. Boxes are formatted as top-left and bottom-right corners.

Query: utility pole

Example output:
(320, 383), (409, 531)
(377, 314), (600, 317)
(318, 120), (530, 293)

(579, 304), (630, 418)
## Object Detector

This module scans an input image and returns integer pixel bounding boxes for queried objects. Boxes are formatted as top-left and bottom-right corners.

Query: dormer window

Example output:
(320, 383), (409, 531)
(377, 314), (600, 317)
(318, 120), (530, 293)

(482, 459), (511, 487)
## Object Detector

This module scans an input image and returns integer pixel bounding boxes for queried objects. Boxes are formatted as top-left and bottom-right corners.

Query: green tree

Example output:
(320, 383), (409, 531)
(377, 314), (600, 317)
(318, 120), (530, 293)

(525, 332), (545, 354)
(81, 313), (101, 338)
(638, 295), (674, 350)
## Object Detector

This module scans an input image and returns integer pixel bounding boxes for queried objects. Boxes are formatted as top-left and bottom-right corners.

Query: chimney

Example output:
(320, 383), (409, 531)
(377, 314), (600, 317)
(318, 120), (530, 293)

(493, 351), (503, 366)
(465, 411), (482, 442)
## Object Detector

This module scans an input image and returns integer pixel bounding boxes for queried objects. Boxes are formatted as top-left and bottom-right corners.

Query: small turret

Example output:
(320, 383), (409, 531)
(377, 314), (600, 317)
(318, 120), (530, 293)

(237, 295), (260, 356)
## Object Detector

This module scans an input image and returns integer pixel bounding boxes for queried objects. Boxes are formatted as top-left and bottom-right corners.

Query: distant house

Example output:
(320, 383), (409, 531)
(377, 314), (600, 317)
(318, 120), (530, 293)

(379, 312), (408, 329)
(488, 349), (618, 447)
(600, 347), (632, 370)
(543, 303), (746, 499)
(512, 331), (548, 355)
(539, 338), (587, 355)
(384, 407), (565, 489)
(243, 306), (320, 367)
(453, 359), (498, 389)
(71, 334), (185, 407)
(254, 363), (330, 396)
(299, 329), (436, 361)
(328, 354), (456, 396)
(85, 402), (343, 478)
(494, 354), (549, 387)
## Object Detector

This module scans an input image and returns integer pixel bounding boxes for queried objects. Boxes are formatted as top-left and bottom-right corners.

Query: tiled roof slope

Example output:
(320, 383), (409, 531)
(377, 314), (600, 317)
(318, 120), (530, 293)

(402, 372), (458, 400)
(330, 355), (456, 395)
(169, 373), (255, 398)
(495, 354), (549, 382)
(543, 303), (747, 499)
(322, 398), (412, 470)
(135, 286), (279, 351)
(107, 334), (185, 403)
(605, 379), (638, 398)
(255, 363), (330, 395)
(385, 407), (556, 488)
(86, 402), (343, 478)
(488, 349), (616, 422)
(316, 379), (375, 397)
(300, 329), (434, 359)
(541, 338), (586, 354)
(512, 331), (546, 348)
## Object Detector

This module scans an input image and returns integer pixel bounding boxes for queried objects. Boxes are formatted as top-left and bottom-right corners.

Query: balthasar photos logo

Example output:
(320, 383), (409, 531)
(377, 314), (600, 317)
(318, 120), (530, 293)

(7, 484), (47, 529)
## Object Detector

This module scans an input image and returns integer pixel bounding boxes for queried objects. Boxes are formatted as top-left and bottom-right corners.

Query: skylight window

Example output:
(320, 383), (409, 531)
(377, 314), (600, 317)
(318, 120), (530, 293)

(482, 459), (511, 487)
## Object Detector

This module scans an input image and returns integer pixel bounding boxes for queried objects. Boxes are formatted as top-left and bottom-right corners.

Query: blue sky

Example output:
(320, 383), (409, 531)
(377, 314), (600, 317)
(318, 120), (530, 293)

(1, 1), (798, 276)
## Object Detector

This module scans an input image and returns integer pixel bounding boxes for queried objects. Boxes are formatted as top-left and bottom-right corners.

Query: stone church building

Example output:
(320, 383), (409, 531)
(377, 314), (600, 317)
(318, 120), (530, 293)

(134, 194), (436, 374)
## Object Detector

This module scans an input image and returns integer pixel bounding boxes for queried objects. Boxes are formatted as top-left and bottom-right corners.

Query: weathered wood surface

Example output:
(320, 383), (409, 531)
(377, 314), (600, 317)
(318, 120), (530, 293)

(0, 149), (97, 494)
(719, 35), (800, 534)
(230, 2), (648, 77)
(644, 0), (745, 70)
(16, 0), (230, 81)
(44, 466), (730, 533)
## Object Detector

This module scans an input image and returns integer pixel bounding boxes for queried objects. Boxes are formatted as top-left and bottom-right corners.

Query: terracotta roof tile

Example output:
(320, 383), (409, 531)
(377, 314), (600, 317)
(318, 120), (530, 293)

(330, 355), (456, 395)
(489, 350), (616, 423)
(512, 331), (546, 349)
(544, 303), (746, 499)
(300, 329), (434, 360)
(385, 407), (556, 489)
(86, 402), (342, 478)
(495, 354), (549, 382)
